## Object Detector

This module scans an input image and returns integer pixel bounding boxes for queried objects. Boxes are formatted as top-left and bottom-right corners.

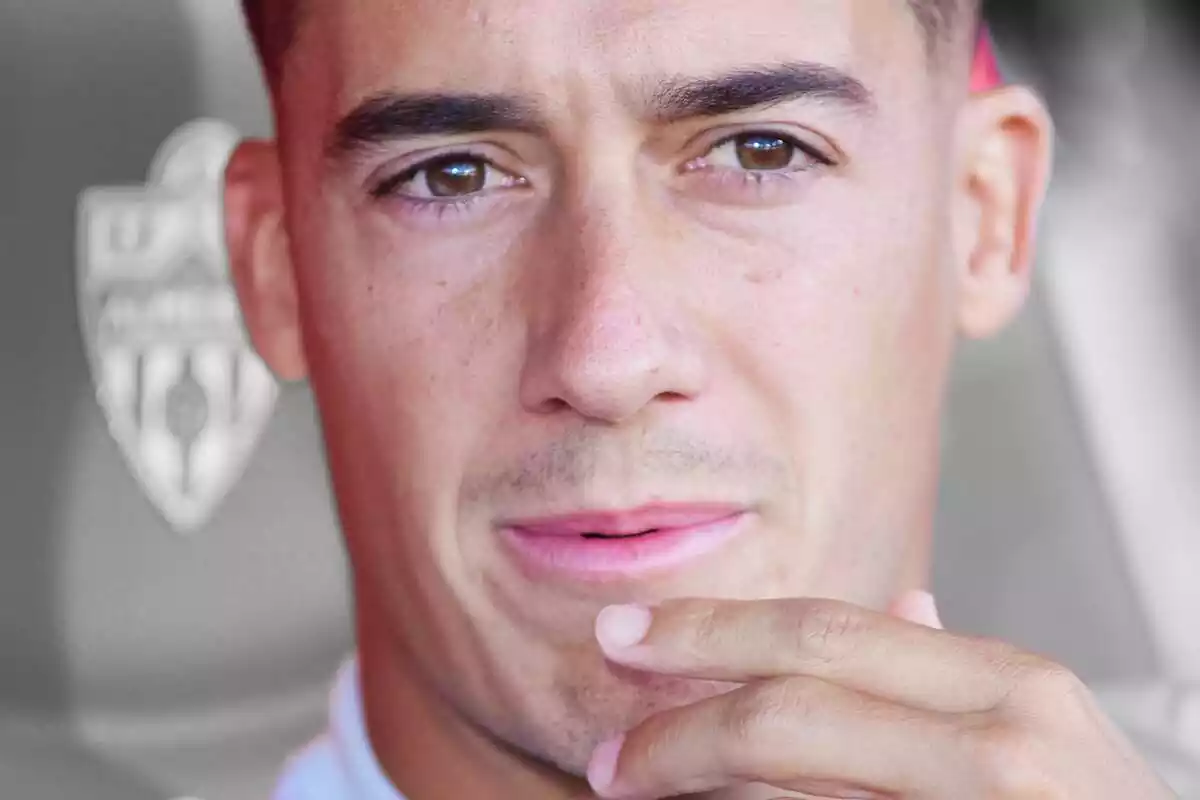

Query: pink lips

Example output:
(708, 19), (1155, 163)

(498, 504), (749, 580)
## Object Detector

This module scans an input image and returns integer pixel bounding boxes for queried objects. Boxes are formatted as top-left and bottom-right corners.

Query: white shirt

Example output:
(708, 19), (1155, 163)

(272, 657), (406, 800)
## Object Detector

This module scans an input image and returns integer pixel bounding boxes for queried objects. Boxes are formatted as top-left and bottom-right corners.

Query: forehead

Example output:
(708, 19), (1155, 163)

(288, 0), (927, 115)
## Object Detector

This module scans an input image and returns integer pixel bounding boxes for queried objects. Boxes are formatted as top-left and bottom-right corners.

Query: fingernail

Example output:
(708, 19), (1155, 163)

(914, 591), (943, 630)
(587, 734), (625, 794)
(596, 604), (652, 651)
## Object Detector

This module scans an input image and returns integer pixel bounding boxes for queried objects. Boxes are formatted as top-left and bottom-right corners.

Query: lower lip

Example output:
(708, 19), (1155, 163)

(498, 513), (749, 580)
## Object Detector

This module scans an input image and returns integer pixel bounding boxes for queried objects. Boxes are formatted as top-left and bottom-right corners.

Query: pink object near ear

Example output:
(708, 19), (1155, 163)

(970, 27), (1003, 91)
(888, 590), (945, 630)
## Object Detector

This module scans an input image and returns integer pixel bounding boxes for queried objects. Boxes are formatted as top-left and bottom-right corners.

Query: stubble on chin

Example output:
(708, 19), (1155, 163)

(512, 656), (739, 775)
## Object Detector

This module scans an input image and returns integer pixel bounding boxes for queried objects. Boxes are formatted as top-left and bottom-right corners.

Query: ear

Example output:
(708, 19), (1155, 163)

(950, 83), (1055, 339)
(224, 139), (308, 381)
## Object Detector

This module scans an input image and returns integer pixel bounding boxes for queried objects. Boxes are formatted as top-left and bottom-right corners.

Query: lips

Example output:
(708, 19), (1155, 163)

(497, 504), (750, 580)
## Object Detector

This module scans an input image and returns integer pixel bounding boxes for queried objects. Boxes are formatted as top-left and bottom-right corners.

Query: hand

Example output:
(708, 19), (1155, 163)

(586, 592), (1177, 799)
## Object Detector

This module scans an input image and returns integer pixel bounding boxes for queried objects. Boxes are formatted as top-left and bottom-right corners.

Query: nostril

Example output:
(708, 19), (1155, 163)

(532, 396), (572, 415)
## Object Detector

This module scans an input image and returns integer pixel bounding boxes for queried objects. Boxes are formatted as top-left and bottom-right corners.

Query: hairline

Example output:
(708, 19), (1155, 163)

(246, 0), (978, 91)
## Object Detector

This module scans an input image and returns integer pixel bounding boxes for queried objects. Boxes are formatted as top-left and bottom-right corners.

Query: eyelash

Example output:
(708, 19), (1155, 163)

(369, 130), (833, 219)
(368, 151), (514, 219)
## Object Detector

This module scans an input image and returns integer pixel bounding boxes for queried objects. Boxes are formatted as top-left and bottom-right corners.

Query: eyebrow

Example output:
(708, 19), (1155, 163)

(647, 62), (874, 124)
(327, 62), (873, 163)
(327, 93), (541, 162)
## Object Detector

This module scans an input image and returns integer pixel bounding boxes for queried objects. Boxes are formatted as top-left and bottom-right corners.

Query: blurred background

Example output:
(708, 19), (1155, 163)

(0, 0), (1196, 797)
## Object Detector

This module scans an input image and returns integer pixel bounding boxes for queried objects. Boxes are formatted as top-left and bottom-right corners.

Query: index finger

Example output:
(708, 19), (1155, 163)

(588, 674), (966, 800)
(596, 597), (1029, 713)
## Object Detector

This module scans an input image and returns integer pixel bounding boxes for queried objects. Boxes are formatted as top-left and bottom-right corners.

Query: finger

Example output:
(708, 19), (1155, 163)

(595, 598), (1023, 713)
(587, 675), (968, 800)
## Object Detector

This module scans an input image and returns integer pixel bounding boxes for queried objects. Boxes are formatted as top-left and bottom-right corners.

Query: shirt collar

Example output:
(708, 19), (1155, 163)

(330, 655), (408, 800)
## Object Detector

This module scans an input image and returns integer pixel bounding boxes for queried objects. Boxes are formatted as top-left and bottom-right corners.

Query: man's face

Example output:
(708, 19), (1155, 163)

(259, 0), (1010, 776)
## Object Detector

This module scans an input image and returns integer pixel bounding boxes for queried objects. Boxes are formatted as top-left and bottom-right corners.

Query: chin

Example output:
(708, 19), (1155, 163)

(502, 650), (739, 775)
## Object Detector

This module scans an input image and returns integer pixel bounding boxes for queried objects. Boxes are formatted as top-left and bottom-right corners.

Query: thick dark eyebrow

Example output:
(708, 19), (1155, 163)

(646, 62), (875, 123)
(327, 62), (873, 163)
(327, 93), (544, 162)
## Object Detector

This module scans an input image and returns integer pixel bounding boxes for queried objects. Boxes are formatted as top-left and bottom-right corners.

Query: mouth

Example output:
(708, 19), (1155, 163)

(496, 504), (750, 581)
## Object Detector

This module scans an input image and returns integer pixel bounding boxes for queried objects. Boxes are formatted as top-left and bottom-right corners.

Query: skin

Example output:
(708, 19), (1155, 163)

(225, 0), (1173, 797)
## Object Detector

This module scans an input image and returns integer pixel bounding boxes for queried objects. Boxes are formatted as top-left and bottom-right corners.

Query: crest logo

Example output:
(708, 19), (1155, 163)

(77, 119), (278, 533)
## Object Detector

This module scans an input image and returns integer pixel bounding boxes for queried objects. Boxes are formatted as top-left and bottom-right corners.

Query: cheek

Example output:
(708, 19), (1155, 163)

(700, 179), (953, 512)
(290, 204), (527, 606)
(708, 186), (949, 394)
(293, 202), (515, 475)
(304, 200), (497, 365)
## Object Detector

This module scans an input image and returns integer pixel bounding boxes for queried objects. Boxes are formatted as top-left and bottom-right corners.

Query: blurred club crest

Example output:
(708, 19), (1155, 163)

(77, 119), (278, 533)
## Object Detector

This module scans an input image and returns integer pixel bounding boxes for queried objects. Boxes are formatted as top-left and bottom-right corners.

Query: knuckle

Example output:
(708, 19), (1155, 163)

(1028, 660), (1088, 699)
(793, 600), (861, 661)
(1007, 655), (1090, 710)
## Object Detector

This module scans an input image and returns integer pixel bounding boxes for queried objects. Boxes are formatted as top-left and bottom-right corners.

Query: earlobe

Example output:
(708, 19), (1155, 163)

(952, 87), (1054, 339)
(224, 140), (309, 381)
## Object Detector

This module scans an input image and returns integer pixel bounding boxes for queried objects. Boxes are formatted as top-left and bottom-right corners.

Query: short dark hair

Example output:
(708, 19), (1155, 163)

(241, 0), (298, 86)
(910, 0), (983, 50)
(242, 0), (981, 86)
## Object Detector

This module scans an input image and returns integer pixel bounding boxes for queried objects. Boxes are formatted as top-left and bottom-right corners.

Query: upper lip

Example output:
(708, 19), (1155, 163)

(497, 503), (747, 536)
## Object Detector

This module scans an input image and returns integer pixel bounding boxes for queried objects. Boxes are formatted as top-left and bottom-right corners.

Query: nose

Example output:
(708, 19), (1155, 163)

(518, 201), (708, 426)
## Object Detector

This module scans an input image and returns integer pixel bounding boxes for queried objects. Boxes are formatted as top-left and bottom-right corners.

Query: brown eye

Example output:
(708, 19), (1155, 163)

(692, 131), (829, 177)
(734, 134), (796, 171)
(374, 153), (518, 201)
(423, 156), (488, 197)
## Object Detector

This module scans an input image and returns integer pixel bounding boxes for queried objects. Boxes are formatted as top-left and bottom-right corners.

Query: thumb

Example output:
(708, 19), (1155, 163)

(888, 589), (944, 630)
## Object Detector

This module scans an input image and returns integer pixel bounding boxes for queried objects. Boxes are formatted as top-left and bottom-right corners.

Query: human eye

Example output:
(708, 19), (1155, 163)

(369, 151), (529, 218)
(683, 130), (834, 187)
